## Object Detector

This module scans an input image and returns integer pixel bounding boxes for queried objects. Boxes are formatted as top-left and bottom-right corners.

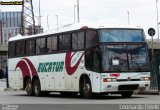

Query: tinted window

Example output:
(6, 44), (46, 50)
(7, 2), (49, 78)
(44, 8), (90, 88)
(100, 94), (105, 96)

(26, 39), (35, 55)
(72, 31), (84, 50)
(85, 50), (93, 70)
(93, 47), (100, 72)
(47, 36), (57, 53)
(59, 33), (71, 51)
(36, 38), (46, 54)
(86, 30), (98, 48)
(9, 42), (15, 57)
(16, 40), (25, 56)
(99, 29), (144, 42)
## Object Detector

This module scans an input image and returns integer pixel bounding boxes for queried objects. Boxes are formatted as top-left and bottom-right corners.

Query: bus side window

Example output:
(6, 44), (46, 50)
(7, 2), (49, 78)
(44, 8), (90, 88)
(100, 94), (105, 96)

(26, 39), (35, 55)
(36, 38), (46, 54)
(9, 42), (15, 58)
(86, 30), (98, 49)
(15, 40), (25, 56)
(47, 36), (57, 53)
(59, 33), (71, 51)
(72, 31), (84, 50)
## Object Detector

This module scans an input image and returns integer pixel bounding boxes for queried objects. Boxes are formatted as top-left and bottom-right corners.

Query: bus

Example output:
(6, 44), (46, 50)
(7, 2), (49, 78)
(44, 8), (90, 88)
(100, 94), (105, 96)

(8, 23), (150, 98)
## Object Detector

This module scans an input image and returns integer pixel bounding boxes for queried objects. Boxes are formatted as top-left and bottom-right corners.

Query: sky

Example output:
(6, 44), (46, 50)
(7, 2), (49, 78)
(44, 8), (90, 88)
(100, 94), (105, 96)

(0, 0), (160, 39)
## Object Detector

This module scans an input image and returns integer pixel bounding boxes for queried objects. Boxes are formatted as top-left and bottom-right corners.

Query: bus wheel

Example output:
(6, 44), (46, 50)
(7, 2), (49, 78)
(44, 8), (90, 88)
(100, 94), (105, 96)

(121, 91), (133, 98)
(80, 78), (92, 98)
(25, 79), (33, 96)
(33, 79), (41, 97)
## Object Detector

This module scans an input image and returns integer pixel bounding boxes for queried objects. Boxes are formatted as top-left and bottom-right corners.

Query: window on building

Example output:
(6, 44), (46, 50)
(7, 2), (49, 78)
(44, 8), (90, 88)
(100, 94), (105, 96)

(47, 36), (57, 53)
(59, 33), (71, 51)
(36, 38), (46, 54)
(72, 31), (84, 50)
(26, 39), (35, 55)
(86, 30), (98, 48)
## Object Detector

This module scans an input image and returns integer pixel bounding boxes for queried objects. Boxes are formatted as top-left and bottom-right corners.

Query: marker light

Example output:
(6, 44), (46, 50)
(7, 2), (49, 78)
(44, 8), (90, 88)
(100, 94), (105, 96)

(80, 26), (88, 29)
(103, 78), (117, 82)
(141, 77), (150, 81)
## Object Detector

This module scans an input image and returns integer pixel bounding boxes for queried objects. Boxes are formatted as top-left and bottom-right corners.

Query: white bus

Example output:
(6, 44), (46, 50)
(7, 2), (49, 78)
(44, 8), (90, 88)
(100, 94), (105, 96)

(8, 23), (150, 98)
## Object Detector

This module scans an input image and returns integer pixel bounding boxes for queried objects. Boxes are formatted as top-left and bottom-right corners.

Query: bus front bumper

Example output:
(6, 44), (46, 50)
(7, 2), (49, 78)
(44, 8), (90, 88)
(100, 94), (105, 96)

(100, 81), (150, 93)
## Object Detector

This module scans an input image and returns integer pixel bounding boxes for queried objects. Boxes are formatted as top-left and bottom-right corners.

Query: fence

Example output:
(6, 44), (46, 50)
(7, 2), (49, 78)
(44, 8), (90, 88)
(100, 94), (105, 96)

(0, 55), (7, 70)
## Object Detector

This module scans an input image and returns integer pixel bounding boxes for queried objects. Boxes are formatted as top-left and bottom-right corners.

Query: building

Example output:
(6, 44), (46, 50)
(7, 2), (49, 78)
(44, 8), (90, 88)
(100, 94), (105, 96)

(0, 11), (22, 71)
(26, 25), (43, 35)
(0, 11), (22, 45)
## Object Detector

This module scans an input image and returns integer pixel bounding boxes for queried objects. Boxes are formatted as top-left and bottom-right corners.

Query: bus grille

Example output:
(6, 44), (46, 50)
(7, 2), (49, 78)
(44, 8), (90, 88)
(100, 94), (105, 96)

(118, 84), (139, 91)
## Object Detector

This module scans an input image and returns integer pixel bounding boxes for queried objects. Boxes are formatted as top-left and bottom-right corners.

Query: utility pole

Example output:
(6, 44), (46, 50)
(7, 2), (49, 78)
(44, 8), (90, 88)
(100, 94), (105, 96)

(127, 11), (130, 25)
(21, 0), (35, 35)
(77, 0), (80, 22)
(156, 0), (159, 40)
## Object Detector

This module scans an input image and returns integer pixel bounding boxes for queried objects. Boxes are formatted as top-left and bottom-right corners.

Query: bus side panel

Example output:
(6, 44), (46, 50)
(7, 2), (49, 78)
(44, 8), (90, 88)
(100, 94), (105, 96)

(65, 52), (85, 92)
(38, 55), (54, 91)
(50, 53), (65, 91)
(65, 60), (85, 91)
(8, 58), (23, 89)
(92, 72), (101, 93)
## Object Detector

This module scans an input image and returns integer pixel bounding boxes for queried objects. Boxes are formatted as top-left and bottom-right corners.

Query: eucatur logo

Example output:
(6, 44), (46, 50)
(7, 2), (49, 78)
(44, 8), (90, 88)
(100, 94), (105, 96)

(65, 52), (84, 75)
(16, 52), (84, 77)
(15, 58), (37, 79)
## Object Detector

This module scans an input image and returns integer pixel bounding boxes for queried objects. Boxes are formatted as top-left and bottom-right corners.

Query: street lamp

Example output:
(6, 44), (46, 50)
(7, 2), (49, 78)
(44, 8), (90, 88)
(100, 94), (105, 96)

(77, 0), (80, 22)
(55, 15), (58, 27)
(39, 0), (41, 32)
(74, 5), (77, 23)
(156, 0), (159, 40)
(47, 15), (49, 29)
(127, 11), (130, 25)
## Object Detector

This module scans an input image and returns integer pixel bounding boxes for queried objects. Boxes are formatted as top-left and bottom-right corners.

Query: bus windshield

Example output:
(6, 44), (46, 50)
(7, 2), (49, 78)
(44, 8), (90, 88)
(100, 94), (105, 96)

(99, 29), (145, 42)
(100, 44), (150, 72)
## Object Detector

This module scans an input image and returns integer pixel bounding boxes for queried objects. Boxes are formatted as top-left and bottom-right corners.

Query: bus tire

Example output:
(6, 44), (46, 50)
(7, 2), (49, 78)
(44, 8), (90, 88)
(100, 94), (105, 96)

(33, 79), (41, 97)
(80, 77), (92, 98)
(25, 79), (33, 96)
(121, 91), (133, 98)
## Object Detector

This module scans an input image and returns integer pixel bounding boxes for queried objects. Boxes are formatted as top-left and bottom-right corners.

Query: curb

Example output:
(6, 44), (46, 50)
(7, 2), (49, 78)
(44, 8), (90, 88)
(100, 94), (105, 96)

(4, 88), (19, 91)
(134, 91), (160, 95)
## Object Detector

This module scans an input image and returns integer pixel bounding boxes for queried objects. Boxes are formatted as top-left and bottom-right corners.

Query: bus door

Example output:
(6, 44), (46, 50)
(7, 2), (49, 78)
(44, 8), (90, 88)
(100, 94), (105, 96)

(85, 47), (101, 92)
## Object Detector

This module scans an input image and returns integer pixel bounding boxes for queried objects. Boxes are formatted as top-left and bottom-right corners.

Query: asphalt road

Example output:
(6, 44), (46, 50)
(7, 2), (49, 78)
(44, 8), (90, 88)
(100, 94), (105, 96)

(0, 91), (160, 104)
(0, 91), (160, 110)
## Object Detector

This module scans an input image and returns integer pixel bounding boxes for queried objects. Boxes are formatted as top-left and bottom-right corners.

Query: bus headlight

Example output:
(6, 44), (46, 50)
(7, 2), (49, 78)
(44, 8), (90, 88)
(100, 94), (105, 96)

(103, 78), (117, 82)
(141, 77), (150, 81)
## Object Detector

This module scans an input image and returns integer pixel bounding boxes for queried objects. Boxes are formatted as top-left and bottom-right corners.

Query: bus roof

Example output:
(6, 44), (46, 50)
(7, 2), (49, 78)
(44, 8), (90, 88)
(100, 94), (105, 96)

(9, 23), (143, 42)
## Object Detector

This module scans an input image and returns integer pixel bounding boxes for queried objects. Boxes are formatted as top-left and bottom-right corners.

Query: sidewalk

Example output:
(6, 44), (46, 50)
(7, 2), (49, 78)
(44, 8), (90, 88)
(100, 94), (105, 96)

(0, 78), (6, 91)
(135, 90), (160, 95)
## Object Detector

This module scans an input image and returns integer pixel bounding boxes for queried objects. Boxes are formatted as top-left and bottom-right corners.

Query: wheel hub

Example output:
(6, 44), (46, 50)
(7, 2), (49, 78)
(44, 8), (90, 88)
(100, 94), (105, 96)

(83, 84), (90, 94)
